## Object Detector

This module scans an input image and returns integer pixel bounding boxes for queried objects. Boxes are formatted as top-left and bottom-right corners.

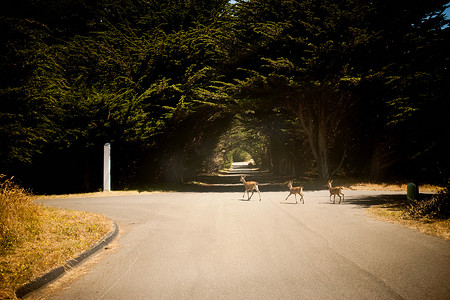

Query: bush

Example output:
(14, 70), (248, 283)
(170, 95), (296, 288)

(232, 149), (251, 162)
(0, 175), (42, 253)
(407, 180), (450, 220)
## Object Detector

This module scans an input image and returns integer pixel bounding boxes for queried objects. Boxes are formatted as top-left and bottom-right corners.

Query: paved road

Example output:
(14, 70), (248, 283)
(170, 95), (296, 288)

(32, 187), (450, 299)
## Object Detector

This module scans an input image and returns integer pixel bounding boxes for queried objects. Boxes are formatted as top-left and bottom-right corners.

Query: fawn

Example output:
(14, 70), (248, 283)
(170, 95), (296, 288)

(328, 180), (344, 204)
(240, 175), (261, 201)
(285, 180), (304, 204)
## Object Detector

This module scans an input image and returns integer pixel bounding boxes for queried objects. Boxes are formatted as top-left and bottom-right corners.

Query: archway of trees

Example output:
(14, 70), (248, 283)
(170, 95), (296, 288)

(1, 0), (449, 193)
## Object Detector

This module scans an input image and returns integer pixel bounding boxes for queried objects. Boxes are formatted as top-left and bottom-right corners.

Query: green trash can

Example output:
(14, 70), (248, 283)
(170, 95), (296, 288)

(407, 182), (418, 203)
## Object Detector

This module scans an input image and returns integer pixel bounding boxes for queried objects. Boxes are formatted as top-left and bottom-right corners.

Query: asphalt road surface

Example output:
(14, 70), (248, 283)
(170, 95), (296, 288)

(31, 176), (449, 299)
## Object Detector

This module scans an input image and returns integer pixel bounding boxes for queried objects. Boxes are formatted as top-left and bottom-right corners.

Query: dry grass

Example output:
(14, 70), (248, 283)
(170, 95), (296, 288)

(0, 176), (42, 255)
(347, 182), (442, 193)
(365, 181), (449, 240)
(368, 203), (450, 240)
(0, 177), (112, 299)
(34, 190), (169, 200)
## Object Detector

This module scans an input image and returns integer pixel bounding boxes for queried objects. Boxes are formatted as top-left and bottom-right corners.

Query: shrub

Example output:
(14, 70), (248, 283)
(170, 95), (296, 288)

(407, 180), (450, 220)
(0, 175), (42, 253)
(232, 149), (251, 162)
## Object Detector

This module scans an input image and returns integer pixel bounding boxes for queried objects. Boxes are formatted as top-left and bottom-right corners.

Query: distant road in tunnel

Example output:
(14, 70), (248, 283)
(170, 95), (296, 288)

(32, 164), (450, 299)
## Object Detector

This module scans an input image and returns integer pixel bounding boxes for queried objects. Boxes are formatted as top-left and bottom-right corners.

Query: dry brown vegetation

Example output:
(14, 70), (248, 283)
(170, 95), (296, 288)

(367, 181), (450, 240)
(33, 190), (167, 200)
(368, 204), (450, 240)
(0, 176), (111, 299)
(346, 182), (442, 193)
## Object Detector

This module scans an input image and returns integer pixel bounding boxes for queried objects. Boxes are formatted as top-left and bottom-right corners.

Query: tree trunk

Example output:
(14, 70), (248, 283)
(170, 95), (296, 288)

(177, 151), (184, 184)
(291, 92), (330, 180)
(316, 97), (330, 179)
(369, 137), (400, 181)
(331, 148), (347, 177)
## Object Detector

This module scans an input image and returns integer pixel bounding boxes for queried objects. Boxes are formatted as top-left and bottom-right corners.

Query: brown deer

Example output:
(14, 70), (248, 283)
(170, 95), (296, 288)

(328, 180), (344, 204)
(285, 180), (304, 204)
(240, 175), (261, 201)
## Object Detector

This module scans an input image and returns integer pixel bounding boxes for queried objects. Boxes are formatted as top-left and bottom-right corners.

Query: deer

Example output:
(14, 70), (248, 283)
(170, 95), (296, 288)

(240, 175), (261, 201)
(328, 180), (344, 204)
(285, 180), (304, 204)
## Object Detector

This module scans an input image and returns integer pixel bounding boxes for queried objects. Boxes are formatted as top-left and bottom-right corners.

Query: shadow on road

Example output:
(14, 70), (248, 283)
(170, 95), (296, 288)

(139, 162), (334, 193)
(139, 162), (411, 209)
(345, 194), (407, 208)
(140, 162), (291, 193)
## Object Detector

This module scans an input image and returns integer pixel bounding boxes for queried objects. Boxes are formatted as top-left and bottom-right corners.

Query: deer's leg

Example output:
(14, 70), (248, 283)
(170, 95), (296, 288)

(294, 194), (297, 203)
(342, 193), (345, 203)
(301, 194), (304, 204)
(248, 190), (254, 200)
(285, 193), (291, 201)
(254, 188), (259, 200)
(255, 186), (261, 201)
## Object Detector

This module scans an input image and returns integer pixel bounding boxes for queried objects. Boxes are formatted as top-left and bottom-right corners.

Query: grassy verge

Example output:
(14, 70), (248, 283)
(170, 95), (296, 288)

(367, 180), (449, 240)
(0, 177), (111, 299)
(33, 187), (176, 200)
(346, 182), (442, 193)
(367, 201), (450, 240)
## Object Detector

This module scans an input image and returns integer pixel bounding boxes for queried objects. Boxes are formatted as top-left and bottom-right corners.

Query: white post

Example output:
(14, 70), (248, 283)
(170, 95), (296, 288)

(103, 143), (111, 192)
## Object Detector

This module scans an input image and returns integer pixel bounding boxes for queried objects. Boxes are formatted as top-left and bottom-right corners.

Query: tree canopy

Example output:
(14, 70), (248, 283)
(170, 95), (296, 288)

(1, 0), (449, 192)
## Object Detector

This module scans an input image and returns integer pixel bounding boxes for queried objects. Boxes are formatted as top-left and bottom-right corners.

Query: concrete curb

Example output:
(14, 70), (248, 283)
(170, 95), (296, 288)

(16, 221), (119, 299)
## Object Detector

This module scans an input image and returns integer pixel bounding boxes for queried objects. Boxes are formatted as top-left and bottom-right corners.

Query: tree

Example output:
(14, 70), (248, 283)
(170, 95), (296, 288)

(225, 0), (449, 181)
(355, 0), (450, 181)
(1, 0), (235, 191)
(227, 0), (370, 179)
(1, 0), (449, 192)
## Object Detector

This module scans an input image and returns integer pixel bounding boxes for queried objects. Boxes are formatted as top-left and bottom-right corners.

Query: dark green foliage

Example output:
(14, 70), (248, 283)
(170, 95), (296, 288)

(0, 0), (233, 191)
(229, 0), (450, 180)
(0, 0), (449, 192)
